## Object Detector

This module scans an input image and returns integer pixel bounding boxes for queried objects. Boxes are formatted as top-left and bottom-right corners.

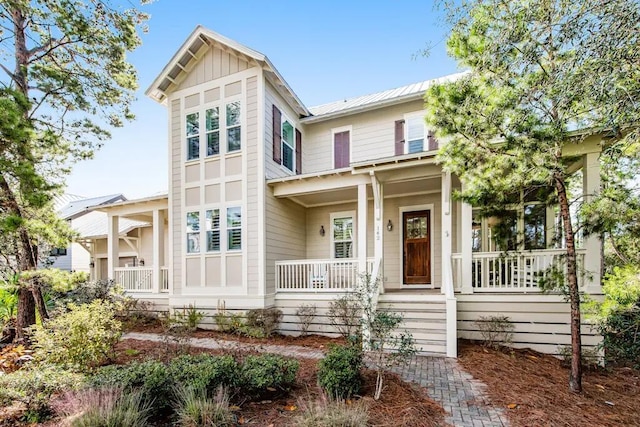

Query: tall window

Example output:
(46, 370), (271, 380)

(226, 101), (241, 152)
(332, 214), (354, 258)
(282, 119), (295, 171)
(206, 107), (219, 156)
(206, 209), (220, 251)
(524, 203), (546, 249)
(227, 207), (242, 250)
(406, 116), (424, 154)
(186, 112), (200, 160)
(186, 212), (200, 253)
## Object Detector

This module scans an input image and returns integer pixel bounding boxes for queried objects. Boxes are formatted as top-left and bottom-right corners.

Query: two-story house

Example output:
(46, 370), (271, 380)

(98, 26), (603, 357)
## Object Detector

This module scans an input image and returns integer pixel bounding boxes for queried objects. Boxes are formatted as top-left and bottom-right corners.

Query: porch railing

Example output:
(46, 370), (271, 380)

(276, 258), (375, 292)
(114, 267), (153, 292)
(161, 267), (169, 292)
(451, 249), (586, 292)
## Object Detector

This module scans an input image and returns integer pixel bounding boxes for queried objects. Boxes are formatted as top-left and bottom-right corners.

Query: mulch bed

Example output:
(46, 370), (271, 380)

(113, 338), (448, 426)
(458, 341), (640, 427)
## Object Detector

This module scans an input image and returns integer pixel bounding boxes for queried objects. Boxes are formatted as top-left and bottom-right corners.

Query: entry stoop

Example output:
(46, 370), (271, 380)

(377, 293), (448, 356)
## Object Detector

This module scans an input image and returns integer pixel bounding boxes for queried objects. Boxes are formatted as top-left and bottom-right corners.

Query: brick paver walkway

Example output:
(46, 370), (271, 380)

(123, 333), (508, 426)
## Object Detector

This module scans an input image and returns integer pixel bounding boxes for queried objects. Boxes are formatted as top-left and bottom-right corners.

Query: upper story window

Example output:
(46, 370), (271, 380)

(206, 107), (220, 156)
(185, 100), (241, 161)
(331, 212), (355, 258)
(186, 112), (200, 161)
(333, 127), (351, 169)
(226, 101), (241, 152)
(395, 113), (437, 156)
(272, 104), (302, 174)
(282, 118), (295, 172)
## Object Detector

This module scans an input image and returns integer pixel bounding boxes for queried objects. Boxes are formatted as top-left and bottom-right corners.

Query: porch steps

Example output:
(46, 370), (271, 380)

(377, 293), (447, 356)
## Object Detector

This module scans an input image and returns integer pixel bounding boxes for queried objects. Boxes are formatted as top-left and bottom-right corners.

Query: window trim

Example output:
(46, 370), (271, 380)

(205, 106), (220, 157)
(186, 211), (201, 254)
(330, 210), (356, 259)
(331, 125), (352, 169)
(225, 100), (242, 153)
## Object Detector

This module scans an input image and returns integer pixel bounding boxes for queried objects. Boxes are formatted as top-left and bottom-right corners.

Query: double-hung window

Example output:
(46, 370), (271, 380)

(206, 209), (220, 251)
(186, 112), (200, 160)
(331, 213), (354, 258)
(226, 101), (241, 152)
(281, 118), (295, 172)
(406, 115), (425, 154)
(186, 212), (200, 253)
(227, 206), (242, 250)
(206, 107), (220, 156)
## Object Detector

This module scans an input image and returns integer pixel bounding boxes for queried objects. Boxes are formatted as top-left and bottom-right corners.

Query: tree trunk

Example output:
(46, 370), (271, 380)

(31, 280), (49, 322)
(16, 287), (36, 342)
(554, 171), (582, 393)
(7, 5), (40, 341)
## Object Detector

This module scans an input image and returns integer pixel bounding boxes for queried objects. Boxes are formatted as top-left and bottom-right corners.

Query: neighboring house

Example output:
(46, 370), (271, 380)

(99, 26), (603, 357)
(49, 194), (127, 273)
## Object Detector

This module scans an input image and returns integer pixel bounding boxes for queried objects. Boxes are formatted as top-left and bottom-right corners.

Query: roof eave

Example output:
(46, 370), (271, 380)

(302, 92), (425, 124)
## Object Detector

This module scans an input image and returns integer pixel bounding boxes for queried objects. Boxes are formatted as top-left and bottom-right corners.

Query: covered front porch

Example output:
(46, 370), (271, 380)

(94, 195), (170, 296)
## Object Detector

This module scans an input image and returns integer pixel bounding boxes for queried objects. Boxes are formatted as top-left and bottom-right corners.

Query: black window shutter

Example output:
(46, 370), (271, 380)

(394, 119), (405, 155)
(295, 129), (302, 174)
(272, 105), (281, 164)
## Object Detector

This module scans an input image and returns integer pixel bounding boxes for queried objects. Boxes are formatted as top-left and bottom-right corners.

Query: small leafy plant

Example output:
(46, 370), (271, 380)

(296, 303), (317, 336)
(240, 354), (299, 397)
(317, 344), (363, 399)
(174, 304), (205, 331)
(245, 308), (283, 338)
(474, 315), (515, 349)
(328, 295), (361, 340)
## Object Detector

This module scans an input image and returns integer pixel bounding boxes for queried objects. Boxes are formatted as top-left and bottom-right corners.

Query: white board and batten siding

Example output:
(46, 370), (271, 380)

(457, 294), (602, 355)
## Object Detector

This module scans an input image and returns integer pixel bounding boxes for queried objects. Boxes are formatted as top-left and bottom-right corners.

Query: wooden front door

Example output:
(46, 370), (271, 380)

(403, 210), (431, 285)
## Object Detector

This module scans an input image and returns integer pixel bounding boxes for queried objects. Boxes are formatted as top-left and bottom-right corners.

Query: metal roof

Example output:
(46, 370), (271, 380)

(73, 211), (149, 239)
(304, 72), (469, 122)
(58, 194), (126, 220)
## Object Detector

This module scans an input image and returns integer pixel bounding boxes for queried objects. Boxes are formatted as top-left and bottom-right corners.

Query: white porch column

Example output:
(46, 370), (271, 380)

(152, 209), (165, 293)
(583, 152), (602, 293)
(370, 172), (384, 292)
(441, 171), (457, 357)
(441, 171), (453, 295)
(460, 183), (474, 294)
(357, 184), (368, 276)
(107, 214), (119, 280)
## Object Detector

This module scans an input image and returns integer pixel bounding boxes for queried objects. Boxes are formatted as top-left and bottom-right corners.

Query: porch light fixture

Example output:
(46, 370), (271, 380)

(320, 225), (325, 237)
(139, 258), (145, 266)
(89, 259), (95, 268)
(387, 220), (393, 232)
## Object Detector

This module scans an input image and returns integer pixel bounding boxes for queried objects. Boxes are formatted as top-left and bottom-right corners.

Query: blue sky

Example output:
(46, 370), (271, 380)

(66, 0), (461, 199)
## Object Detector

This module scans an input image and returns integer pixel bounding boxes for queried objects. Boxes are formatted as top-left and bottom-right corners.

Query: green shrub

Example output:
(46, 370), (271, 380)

(0, 365), (85, 422)
(328, 295), (361, 340)
(294, 397), (369, 427)
(173, 304), (205, 331)
(90, 360), (172, 412)
(168, 354), (240, 392)
(585, 265), (640, 366)
(173, 385), (234, 427)
(30, 300), (122, 371)
(62, 388), (152, 427)
(240, 354), (299, 395)
(214, 311), (245, 334)
(53, 279), (122, 306)
(317, 344), (363, 399)
(474, 315), (515, 349)
(245, 308), (283, 337)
